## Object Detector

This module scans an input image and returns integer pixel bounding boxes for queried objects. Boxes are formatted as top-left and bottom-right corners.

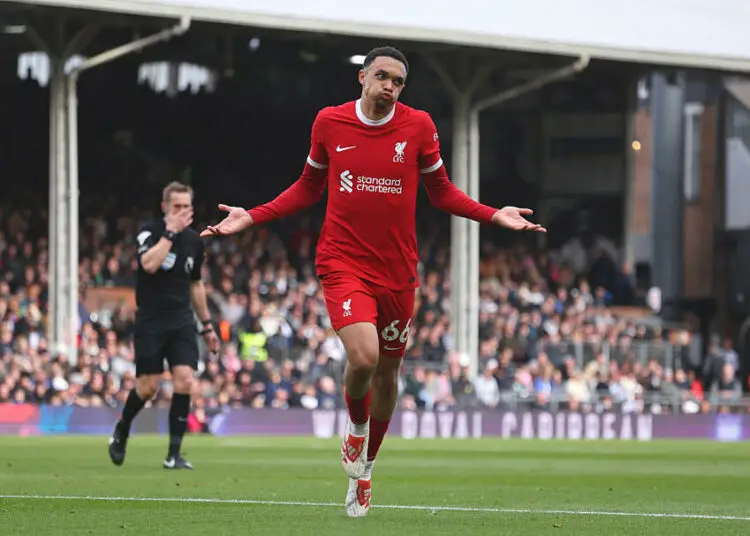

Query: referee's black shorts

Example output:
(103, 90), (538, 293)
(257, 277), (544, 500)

(133, 314), (199, 377)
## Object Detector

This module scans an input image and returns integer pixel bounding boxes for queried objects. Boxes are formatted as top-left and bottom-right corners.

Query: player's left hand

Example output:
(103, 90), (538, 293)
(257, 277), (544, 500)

(491, 207), (547, 233)
(203, 328), (220, 355)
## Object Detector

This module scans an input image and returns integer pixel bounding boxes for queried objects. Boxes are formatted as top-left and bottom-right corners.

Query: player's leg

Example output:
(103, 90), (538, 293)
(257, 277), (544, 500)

(109, 330), (163, 466)
(320, 272), (379, 479)
(163, 324), (199, 469)
(367, 355), (402, 468)
(345, 355), (400, 517)
(369, 288), (414, 468)
(345, 288), (413, 518)
(340, 321), (380, 415)
(337, 321), (379, 474)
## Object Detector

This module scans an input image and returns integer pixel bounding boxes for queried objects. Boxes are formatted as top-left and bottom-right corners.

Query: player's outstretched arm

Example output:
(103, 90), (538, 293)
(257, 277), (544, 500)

(200, 164), (326, 238)
(245, 161), (327, 226)
(421, 168), (495, 222)
(422, 171), (545, 232)
(422, 172), (545, 232)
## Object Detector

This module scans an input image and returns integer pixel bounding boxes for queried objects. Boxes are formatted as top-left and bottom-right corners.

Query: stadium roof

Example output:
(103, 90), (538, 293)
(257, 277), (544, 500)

(7, 0), (750, 73)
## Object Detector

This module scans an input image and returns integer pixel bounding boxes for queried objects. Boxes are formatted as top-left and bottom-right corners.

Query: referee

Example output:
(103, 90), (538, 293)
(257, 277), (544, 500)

(108, 181), (219, 470)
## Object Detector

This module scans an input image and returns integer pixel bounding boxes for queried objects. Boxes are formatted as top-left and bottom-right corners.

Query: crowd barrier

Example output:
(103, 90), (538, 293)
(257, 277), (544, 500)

(1, 404), (748, 442)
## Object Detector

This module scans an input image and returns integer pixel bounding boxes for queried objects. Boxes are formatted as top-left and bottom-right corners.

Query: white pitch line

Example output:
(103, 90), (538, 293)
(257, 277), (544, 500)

(0, 494), (748, 521)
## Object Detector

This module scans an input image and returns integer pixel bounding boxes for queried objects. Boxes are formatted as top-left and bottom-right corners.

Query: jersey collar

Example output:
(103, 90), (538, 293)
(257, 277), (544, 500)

(355, 99), (396, 127)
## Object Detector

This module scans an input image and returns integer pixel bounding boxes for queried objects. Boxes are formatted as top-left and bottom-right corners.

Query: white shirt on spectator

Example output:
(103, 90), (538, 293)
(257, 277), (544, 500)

(565, 375), (591, 403)
(474, 375), (500, 407)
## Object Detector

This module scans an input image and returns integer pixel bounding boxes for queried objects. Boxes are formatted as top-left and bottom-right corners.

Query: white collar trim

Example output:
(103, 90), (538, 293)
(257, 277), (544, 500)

(355, 98), (396, 127)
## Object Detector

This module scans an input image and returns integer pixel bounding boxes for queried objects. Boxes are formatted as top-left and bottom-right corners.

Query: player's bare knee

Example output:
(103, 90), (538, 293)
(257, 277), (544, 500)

(339, 323), (380, 374)
(347, 347), (379, 376)
(346, 338), (380, 374)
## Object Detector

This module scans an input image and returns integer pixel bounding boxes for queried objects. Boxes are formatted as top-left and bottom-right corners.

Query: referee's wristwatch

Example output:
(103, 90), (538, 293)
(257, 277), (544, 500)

(200, 320), (215, 335)
(162, 229), (178, 242)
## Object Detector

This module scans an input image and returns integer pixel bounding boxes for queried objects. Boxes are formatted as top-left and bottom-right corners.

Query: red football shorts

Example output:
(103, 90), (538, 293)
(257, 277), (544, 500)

(320, 271), (415, 358)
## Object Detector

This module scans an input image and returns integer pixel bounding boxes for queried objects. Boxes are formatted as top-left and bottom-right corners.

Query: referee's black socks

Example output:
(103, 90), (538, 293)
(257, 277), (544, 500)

(168, 393), (191, 458)
(120, 389), (146, 432)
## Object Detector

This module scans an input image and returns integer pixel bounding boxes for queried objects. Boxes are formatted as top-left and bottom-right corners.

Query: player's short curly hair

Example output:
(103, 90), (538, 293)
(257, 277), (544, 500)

(363, 46), (409, 75)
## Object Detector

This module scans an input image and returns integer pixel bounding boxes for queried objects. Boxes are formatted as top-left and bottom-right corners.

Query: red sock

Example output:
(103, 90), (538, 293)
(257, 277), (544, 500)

(367, 417), (390, 461)
(345, 390), (371, 425)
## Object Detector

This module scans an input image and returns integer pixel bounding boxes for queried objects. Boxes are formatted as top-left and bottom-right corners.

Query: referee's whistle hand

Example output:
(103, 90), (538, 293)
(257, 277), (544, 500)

(166, 207), (194, 233)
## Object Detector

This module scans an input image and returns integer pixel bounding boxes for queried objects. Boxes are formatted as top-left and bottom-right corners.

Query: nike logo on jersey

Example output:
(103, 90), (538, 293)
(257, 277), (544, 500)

(336, 145), (357, 152)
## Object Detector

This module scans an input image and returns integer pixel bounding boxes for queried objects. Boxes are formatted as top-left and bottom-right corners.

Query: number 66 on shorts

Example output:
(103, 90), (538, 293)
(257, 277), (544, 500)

(320, 271), (416, 358)
(381, 319), (412, 352)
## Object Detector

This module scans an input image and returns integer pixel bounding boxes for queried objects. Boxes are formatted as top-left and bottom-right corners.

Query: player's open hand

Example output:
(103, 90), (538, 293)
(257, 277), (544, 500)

(491, 207), (547, 233)
(200, 204), (254, 237)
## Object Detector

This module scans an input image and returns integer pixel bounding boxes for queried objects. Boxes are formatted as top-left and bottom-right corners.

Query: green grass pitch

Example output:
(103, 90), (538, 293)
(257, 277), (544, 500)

(1, 435), (749, 535)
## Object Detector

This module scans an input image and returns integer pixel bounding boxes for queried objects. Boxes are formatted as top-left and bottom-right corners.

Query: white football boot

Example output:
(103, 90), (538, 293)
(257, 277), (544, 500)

(340, 417), (369, 479)
(345, 477), (372, 518)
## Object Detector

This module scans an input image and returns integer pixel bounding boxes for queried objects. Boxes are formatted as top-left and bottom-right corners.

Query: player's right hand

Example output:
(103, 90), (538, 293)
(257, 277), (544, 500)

(200, 204), (254, 237)
(165, 207), (194, 233)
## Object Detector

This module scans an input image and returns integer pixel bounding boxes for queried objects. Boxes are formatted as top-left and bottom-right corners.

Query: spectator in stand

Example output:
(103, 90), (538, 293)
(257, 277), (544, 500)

(710, 363), (743, 412)
(474, 360), (500, 409)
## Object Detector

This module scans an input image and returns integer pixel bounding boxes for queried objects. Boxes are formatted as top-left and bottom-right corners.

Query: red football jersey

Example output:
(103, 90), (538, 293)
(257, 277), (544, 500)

(249, 99), (497, 291)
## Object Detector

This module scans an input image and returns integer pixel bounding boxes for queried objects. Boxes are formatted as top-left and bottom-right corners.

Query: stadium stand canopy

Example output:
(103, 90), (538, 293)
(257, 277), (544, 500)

(10, 0), (750, 72)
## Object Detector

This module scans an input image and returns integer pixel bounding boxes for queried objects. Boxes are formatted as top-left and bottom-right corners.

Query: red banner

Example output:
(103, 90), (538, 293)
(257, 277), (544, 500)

(0, 404), (40, 435)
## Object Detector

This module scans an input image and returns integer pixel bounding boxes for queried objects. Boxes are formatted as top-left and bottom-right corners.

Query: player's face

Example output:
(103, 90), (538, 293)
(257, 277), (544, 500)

(162, 192), (192, 216)
(359, 56), (407, 110)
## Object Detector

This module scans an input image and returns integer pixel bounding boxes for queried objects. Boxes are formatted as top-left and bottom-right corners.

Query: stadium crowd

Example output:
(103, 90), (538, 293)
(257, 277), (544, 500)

(1, 192), (746, 425)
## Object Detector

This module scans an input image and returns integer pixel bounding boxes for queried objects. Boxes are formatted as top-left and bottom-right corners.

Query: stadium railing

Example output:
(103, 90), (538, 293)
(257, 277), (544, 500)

(535, 340), (688, 370)
(398, 339), (687, 372)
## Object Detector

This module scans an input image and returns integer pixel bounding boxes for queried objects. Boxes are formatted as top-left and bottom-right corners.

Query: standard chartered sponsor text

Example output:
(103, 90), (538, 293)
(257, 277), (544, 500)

(357, 176), (402, 194)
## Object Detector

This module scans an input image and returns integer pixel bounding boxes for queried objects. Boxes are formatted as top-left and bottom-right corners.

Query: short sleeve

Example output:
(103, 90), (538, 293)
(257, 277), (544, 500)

(136, 224), (158, 257)
(191, 238), (204, 282)
(306, 110), (329, 170)
(418, 113), (444, 175)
